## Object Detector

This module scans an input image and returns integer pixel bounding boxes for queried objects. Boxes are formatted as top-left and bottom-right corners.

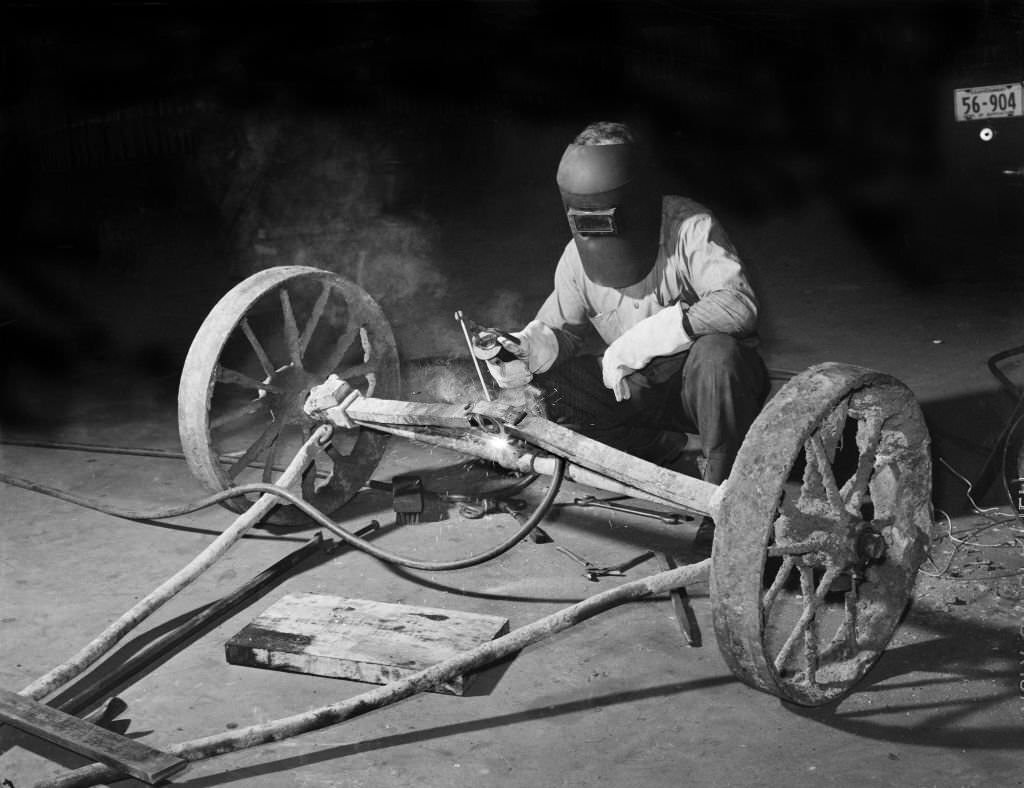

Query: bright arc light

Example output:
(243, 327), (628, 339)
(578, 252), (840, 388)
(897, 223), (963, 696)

(486, 434), (511, 450)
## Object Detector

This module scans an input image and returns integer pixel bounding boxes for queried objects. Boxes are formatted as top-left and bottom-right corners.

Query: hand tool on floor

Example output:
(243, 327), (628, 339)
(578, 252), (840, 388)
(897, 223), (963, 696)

(83, 697), (129, 734)
(572, 495), (693, 525)
(499, 500), (552, 542)
(555, 544), (655, 582)
(658, 553), (701, 647)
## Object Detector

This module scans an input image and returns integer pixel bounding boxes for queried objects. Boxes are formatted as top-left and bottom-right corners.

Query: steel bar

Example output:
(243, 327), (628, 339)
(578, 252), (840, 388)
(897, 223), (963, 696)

(658, 553), (701, 647)
(38, 559), (710, 788)
(342, 397), (719, 516)
(572, 495), (692, 524)
(18, 426), (330, 703)
(529, 456), (700, 513)
(348, 421), (707, 517)
(352, 422), (536, 471)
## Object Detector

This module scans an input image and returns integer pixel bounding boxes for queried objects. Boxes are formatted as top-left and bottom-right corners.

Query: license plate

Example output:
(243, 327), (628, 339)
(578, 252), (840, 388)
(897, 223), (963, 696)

(954, 82), (1023, 121)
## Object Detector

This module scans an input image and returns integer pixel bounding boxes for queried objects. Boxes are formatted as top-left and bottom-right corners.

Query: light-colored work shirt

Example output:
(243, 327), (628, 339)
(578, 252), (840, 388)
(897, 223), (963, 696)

(535, 195), (759, 361)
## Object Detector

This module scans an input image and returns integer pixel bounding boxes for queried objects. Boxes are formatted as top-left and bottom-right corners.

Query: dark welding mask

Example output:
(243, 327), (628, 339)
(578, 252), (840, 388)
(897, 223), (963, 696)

(556, 142), (660, 288)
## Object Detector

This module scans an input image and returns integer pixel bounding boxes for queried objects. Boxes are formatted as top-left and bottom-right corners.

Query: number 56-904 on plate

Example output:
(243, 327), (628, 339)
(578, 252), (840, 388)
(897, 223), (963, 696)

(954, 82), (1023, 122)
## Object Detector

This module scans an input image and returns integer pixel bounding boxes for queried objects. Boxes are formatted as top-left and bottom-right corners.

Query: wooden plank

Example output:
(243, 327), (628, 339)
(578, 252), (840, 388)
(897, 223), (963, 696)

(0, 687), (188, 784)
(225, 594), (510, 695)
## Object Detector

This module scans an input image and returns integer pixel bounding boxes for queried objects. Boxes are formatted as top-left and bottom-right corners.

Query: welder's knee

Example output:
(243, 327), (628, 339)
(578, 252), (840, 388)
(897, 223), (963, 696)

(685, 334), (745, 376)
(681, 334), (769, 417)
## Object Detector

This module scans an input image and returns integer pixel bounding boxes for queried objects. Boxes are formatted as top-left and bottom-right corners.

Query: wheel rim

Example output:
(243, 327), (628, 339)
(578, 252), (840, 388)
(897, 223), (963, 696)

(710, 362), (932, 706)
(178, 266), (399, 525)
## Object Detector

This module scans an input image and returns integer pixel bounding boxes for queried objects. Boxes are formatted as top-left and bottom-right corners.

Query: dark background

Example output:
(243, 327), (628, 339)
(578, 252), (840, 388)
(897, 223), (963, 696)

(2, 0), (1024, 425)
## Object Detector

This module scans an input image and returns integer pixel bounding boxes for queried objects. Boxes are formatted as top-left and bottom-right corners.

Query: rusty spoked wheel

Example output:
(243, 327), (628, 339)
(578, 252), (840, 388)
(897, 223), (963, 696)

(178, 266), (399, 526)
(711, 362), (932, 706)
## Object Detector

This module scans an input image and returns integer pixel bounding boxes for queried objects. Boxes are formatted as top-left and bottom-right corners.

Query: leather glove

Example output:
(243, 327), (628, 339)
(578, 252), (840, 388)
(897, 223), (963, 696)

(601, 304), (692, 402)
(485, 320), (559, 389)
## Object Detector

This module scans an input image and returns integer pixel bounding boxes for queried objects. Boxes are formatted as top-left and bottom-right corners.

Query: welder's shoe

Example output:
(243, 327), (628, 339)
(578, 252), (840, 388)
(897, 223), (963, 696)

(691, 517), (716, 558)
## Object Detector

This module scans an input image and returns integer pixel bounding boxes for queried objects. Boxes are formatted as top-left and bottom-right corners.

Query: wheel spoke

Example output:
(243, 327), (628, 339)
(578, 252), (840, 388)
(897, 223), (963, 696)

(767, 537), (829, 557)
(805, 435), (845, 518)
(216, 366), (284, 393)
(841, 415), (884, 515)
(319, 324), (362, 376)
(818, 399), (848, 458)
(772, 565), (838, 673)
(279, 288), (303, 368)
(299, 282), (332, 356)
(300, 425), (318, 500)
(762, 554), (796, 611)
(241, 318), (275, 379)
(262, 437), (281, 483)
(843, 577), (860, 657)
(210, 397), (270, 430)
(226, 417), (286, 479)
(338, 361), (377, 381)
(799, 566), (819, 682)
(358, 327), (379, 395)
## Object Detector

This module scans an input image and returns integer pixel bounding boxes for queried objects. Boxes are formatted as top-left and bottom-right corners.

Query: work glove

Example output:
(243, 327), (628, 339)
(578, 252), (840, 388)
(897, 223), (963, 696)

(601, 304), (693, 402)
(485, 320), (559, 389)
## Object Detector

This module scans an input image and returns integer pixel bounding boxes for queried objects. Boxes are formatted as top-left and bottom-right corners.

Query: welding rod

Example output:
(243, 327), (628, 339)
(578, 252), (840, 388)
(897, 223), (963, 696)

(454, 310), (493, 402)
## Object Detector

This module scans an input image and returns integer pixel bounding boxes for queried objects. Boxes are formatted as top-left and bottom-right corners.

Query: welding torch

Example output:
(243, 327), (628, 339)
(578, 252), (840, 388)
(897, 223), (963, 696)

(454, 310), (522, 401)
(456, 312), (522, 361)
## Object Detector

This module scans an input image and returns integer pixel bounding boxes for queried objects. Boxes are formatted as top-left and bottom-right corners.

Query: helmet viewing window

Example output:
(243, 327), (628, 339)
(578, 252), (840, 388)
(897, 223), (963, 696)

(567, 206), (618, 236)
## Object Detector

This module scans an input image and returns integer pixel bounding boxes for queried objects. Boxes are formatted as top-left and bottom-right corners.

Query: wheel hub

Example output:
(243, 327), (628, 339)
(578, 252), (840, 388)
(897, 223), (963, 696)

(264, 364), (321, 425)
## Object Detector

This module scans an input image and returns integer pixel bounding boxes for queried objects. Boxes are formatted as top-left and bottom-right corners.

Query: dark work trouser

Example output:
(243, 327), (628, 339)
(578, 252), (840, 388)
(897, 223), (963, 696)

(531, 334), (769, 486)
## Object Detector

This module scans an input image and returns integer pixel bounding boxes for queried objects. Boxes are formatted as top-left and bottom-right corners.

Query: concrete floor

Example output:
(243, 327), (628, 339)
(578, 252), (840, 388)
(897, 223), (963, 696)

(2, 184), (1024, 788)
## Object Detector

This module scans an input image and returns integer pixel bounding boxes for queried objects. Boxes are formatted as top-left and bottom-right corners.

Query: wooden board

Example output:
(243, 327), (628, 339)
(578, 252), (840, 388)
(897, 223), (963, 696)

(0, 687), (187, 784)
(225, 594), (510, 695)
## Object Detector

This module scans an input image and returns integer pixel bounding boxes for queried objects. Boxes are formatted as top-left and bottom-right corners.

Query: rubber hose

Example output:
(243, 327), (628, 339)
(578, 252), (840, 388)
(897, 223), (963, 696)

(0, 459), (566, 572)
(987, 344), (1024, 400)
(288, 459), (565, 571)
(1001, 409), (1024, 525)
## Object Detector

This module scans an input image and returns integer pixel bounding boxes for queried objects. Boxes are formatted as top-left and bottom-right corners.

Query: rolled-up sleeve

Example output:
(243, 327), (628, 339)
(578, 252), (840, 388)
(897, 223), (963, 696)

(676, 213), (758, 337)
(535, 242), (590, 361)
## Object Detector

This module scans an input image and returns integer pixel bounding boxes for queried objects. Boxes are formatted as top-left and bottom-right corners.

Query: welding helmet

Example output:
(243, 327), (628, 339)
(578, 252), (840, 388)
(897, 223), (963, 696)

(556, 140), (661, 288)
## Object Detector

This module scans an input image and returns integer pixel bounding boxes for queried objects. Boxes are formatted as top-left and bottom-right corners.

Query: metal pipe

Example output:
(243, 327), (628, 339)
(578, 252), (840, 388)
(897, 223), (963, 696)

(352, 421), (536, 472)
(18, 426), (329, 702)
(39, 559), (711, 788)
(530, 456), (705, 514)
(353, 420), (717, 518)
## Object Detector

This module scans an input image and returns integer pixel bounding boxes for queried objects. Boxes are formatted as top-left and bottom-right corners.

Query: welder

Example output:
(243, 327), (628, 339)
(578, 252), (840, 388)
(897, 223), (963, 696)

(485, 121), (769, 552)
